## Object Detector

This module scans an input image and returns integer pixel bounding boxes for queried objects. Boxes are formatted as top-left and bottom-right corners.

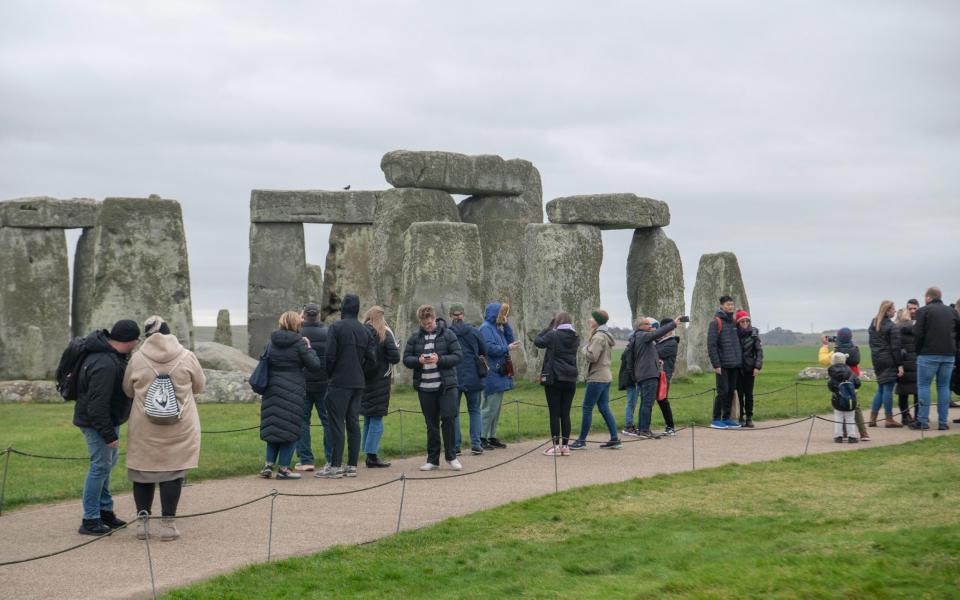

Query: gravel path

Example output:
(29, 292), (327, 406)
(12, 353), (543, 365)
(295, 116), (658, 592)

(0, 409), (956, 599)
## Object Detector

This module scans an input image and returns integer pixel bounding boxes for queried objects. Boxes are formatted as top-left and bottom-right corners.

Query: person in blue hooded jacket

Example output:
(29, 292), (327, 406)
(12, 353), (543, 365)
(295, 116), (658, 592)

(449, 303), (488, 455)
(478, 302), (519, 450)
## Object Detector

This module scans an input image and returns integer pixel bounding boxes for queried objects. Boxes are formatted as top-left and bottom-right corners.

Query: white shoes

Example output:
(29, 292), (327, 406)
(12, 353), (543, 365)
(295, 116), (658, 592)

(447, 458), (463, 471)
(419, 462), (439, 471)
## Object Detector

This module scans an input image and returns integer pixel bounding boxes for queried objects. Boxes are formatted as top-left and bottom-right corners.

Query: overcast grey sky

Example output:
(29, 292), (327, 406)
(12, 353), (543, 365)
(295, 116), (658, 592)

(2, 1), (958, 332)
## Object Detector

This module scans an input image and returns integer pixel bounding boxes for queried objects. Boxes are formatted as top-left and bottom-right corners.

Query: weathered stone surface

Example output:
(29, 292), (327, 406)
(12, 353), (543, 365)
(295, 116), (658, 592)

(72, 197), (194, 351)
(626, 227), (688, 377)
(247, 222), (305, 356)
(395, 222), (484, 384)
(381, 150), (528, 195)
(369, 188), (460, 322)
(522, 224), (602, 380)
(195, 342), (258, 372)
(546, 194), (670, 229)
(686, 252), (750, 372)
(196, 370), (260, 403)
(0, 380), (61, 403)
(321, 224), (375, 323)
(305, 263), (324, 307)
(799, 367), (876, 382)
(249, 190), (379, 224)
(459, 195), (536, 374)
(214, 309), (232, 346)
(0, 197), (99, 228)
(0, 227), (69, 379)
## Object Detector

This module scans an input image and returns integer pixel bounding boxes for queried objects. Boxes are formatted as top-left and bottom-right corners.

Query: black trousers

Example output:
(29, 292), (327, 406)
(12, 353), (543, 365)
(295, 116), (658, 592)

(418, 387), (458, 464)
(713, 368), (740, 421)
(898, 393), (916, 417)
(326, 385), (362, 467)
(544, 381), (576, 444)
(132, 479), (183, 517)
(736, 371), (756, 419)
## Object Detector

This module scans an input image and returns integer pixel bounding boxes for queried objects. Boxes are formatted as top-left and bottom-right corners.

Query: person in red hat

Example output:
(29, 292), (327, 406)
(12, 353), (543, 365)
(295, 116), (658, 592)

(735, 310), (763, 427)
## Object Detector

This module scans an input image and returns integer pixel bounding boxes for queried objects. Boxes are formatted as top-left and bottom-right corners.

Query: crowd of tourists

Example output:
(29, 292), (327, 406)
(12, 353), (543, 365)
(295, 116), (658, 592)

(64, 287), (958, 540)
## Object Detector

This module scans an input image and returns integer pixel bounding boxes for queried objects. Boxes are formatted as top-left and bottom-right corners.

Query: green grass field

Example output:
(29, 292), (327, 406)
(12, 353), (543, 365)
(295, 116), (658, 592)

(164, 435), (960, 599)
(0, 347), (900, 511)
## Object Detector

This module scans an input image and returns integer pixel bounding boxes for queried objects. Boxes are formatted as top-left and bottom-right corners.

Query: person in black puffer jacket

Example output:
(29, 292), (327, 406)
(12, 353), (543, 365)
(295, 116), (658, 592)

(867, 300), (903, 429)
(320, 294), (378, 478)
(360, 306), (400, 468)
(294, 303), (331, 471)
(403, 304), (463, 470)
(535, 311), (580, 454)
(912, 287), (960, 430)
(895, 302), (919, 425)
(259, 311), (324, 480)
(707, 296), (743, 428)
(654, 318), (680, 435)
(734, 311), (763, 428)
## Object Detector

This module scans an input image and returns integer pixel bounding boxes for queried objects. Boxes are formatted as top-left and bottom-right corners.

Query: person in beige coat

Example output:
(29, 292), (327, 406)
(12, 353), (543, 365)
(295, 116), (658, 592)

(570, 309), (621, 450)
(122, 316), (205, 541)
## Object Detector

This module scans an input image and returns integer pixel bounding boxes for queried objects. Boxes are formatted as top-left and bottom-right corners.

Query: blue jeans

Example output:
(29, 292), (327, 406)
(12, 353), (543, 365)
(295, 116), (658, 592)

(362, 415), (384, 454)
(266, 441), (295, 468)
(637, 378), (658, 433)
(917, 355), (956, 427)
(577, 382), (618, 441)
(81, 427), (119, 520)
(624, 384), (638, 427)
(296, 387), (331, 466)
(870, 381), (895, 415)
(455, 390), (483, 449)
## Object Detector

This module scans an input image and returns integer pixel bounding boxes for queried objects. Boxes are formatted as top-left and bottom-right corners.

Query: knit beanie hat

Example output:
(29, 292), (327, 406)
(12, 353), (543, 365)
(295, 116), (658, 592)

(831, 352), (848, 366)
(735, 310), (751, 324)
(591, 310), (609, 325)
(449, 302), (465, 315)
(108, 319), (141, 342)
(837, 327), (853, 342)
(143, 315), (170, 337)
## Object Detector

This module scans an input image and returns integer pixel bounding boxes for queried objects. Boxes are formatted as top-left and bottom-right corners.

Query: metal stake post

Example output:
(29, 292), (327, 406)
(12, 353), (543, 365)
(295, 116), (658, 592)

(516, 400), (521, 437)
(399, 410), (405, 458)
(0, 448), (11, 516)
(794, 383), (800, 417)
(690, 422), (696, 470)
(267, 490), (278, 561)
(395, 474), (407, 534)
(552, 438), (559, 493)
(803, 416), (816, 455)
(139, 511), (157, 599)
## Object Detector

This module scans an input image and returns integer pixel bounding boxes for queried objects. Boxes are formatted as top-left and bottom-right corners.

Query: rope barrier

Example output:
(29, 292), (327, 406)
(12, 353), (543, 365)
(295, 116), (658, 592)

(0, 519), (134, 567)
(403, 440), (552, 480)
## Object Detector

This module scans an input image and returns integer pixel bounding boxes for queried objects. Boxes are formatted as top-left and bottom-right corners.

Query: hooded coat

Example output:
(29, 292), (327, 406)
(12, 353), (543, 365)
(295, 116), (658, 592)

(122, 333), (205, 472)
(72, 330), (132, 444)
(707, 309), (743, 369)
(896, 320), (917, 395)
(478, 303), (515, 394)
(299, 319), (328, 391)
(827, 363), (861, 411)
(361, 324), (401, 417)
(584, 325), (616, 383)
(451, 319), (487, 393)
(402, 317), (463, 391)
(325, 294), (378, 389)
(868, 317), (902, 385)
(259, 329), (325, 444)
(738, 326), (764, 371)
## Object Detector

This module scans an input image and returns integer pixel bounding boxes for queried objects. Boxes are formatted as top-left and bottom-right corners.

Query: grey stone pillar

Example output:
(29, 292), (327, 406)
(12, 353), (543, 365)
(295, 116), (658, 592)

(247, 222), (305, 356)
(687, 252), (750, 373)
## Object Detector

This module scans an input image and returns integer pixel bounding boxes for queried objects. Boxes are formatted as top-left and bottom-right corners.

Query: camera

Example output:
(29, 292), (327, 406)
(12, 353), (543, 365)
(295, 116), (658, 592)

(679, 316), (690, 323)
(826, 336), (837, 343)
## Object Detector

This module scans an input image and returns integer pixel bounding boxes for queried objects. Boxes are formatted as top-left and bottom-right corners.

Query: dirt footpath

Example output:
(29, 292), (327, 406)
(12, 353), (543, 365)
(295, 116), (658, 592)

(0, 410), (955, 599)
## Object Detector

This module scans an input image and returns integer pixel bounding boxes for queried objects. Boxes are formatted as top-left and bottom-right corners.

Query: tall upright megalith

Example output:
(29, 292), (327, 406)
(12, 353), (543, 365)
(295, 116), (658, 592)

(522, 224), (602, 379)
(626, 227), (688, 377)
(247, 222), (305, 356)
(214, 309), (232, 347)
(72, 196), (194, 349)
(0, 227), (70, 379)
(322, 224), (374, 323)
(686, 252), (750, 373)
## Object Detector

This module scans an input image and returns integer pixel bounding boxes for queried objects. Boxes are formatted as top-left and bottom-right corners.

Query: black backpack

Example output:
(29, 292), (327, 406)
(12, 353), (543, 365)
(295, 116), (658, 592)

(55, 337), (90, 401)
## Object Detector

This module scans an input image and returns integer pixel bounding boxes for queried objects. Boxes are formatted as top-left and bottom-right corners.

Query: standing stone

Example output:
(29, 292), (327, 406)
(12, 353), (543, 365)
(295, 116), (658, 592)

(522, 224), (602, 380)
(626, 228), (688, 377)
(395, 222), (484, 384)
(0, 197), (99, 228)
(249, 189), (379, 224)
(369, 188), (459, 322)
(0, 227), (69, 379)
(305, 263), (324, 307)
(214, 309), (232, 347)
(72, 197), (194, 350)
(247, 222), (305, 357)
(546, 194), (670, 229)
(321, 224), (374, 323)
(686, 252), (750, 373)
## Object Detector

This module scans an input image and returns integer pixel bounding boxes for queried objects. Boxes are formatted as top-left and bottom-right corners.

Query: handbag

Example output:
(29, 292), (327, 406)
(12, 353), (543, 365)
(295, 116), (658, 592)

(498, 355), (515, 378)
(143, 351), (186, 425)
(249, 343), (271, 395)
(656, 370), (669, 402)
(475, 355), (489, 377)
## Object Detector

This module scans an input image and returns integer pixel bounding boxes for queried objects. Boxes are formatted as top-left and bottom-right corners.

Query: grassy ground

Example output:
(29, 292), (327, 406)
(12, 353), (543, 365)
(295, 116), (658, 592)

(165, 435), (960, 599)
(0, 347), (906, 511)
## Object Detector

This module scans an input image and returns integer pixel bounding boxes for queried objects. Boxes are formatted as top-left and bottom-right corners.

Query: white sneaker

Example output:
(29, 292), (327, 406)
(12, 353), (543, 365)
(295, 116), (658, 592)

(447, 458), (463, 471)
(419, 462), (439, 471)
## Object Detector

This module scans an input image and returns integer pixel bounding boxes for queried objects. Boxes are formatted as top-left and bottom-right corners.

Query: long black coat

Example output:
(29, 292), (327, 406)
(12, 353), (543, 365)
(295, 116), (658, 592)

(361, 325), (401, 417)
(868, 317), (902, 385)
(738, 326), (764, 372)
(300, 319), (328, 391)
(260, 329), (324, 444)
(896, 321), (917, 395)
(657, 336), (680, 380)
(535, 327), (580, 385)
(402, 318), (463, 390)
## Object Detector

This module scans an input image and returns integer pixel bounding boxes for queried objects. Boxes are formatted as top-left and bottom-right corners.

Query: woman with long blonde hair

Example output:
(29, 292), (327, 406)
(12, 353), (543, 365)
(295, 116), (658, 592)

(867, 300), (903, 428)
(360, 306), (400, 468)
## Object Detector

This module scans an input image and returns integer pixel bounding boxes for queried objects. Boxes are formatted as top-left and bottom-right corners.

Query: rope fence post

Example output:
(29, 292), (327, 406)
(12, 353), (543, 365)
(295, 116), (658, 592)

(552, 438), (559, 493)
(515, 400), (521, 437)
(266, 489), (278, 561)
(139, 511), (157, 599)
(395, 474), (407, 534)
(794, 383), (799, 417)
(690, 422), (696, 471)
(0, 448), (11, 517)
(803, 415), (815, 455)
(399, 410), (405, 458)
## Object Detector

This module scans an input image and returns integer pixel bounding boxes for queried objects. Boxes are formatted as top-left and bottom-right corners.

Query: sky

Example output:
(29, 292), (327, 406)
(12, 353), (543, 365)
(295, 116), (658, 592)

(2, 1), (958, 332)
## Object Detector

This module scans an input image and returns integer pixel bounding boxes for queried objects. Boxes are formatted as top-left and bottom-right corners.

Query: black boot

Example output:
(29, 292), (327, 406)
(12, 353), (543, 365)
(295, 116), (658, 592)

(489, 438), (507, 449)
(365, 454), (391, 468)
(78, 518), (111, 536)
(100, 510), (127, 529)
(480, 438), (494, 450)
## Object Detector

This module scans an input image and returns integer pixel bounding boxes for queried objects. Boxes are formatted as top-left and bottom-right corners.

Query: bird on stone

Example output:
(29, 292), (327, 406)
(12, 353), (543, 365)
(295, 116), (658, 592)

(343, 185), (351, 190)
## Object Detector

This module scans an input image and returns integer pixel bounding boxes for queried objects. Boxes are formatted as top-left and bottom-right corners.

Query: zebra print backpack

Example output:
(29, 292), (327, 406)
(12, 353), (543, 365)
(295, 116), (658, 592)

(144, 351), (186, 425)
